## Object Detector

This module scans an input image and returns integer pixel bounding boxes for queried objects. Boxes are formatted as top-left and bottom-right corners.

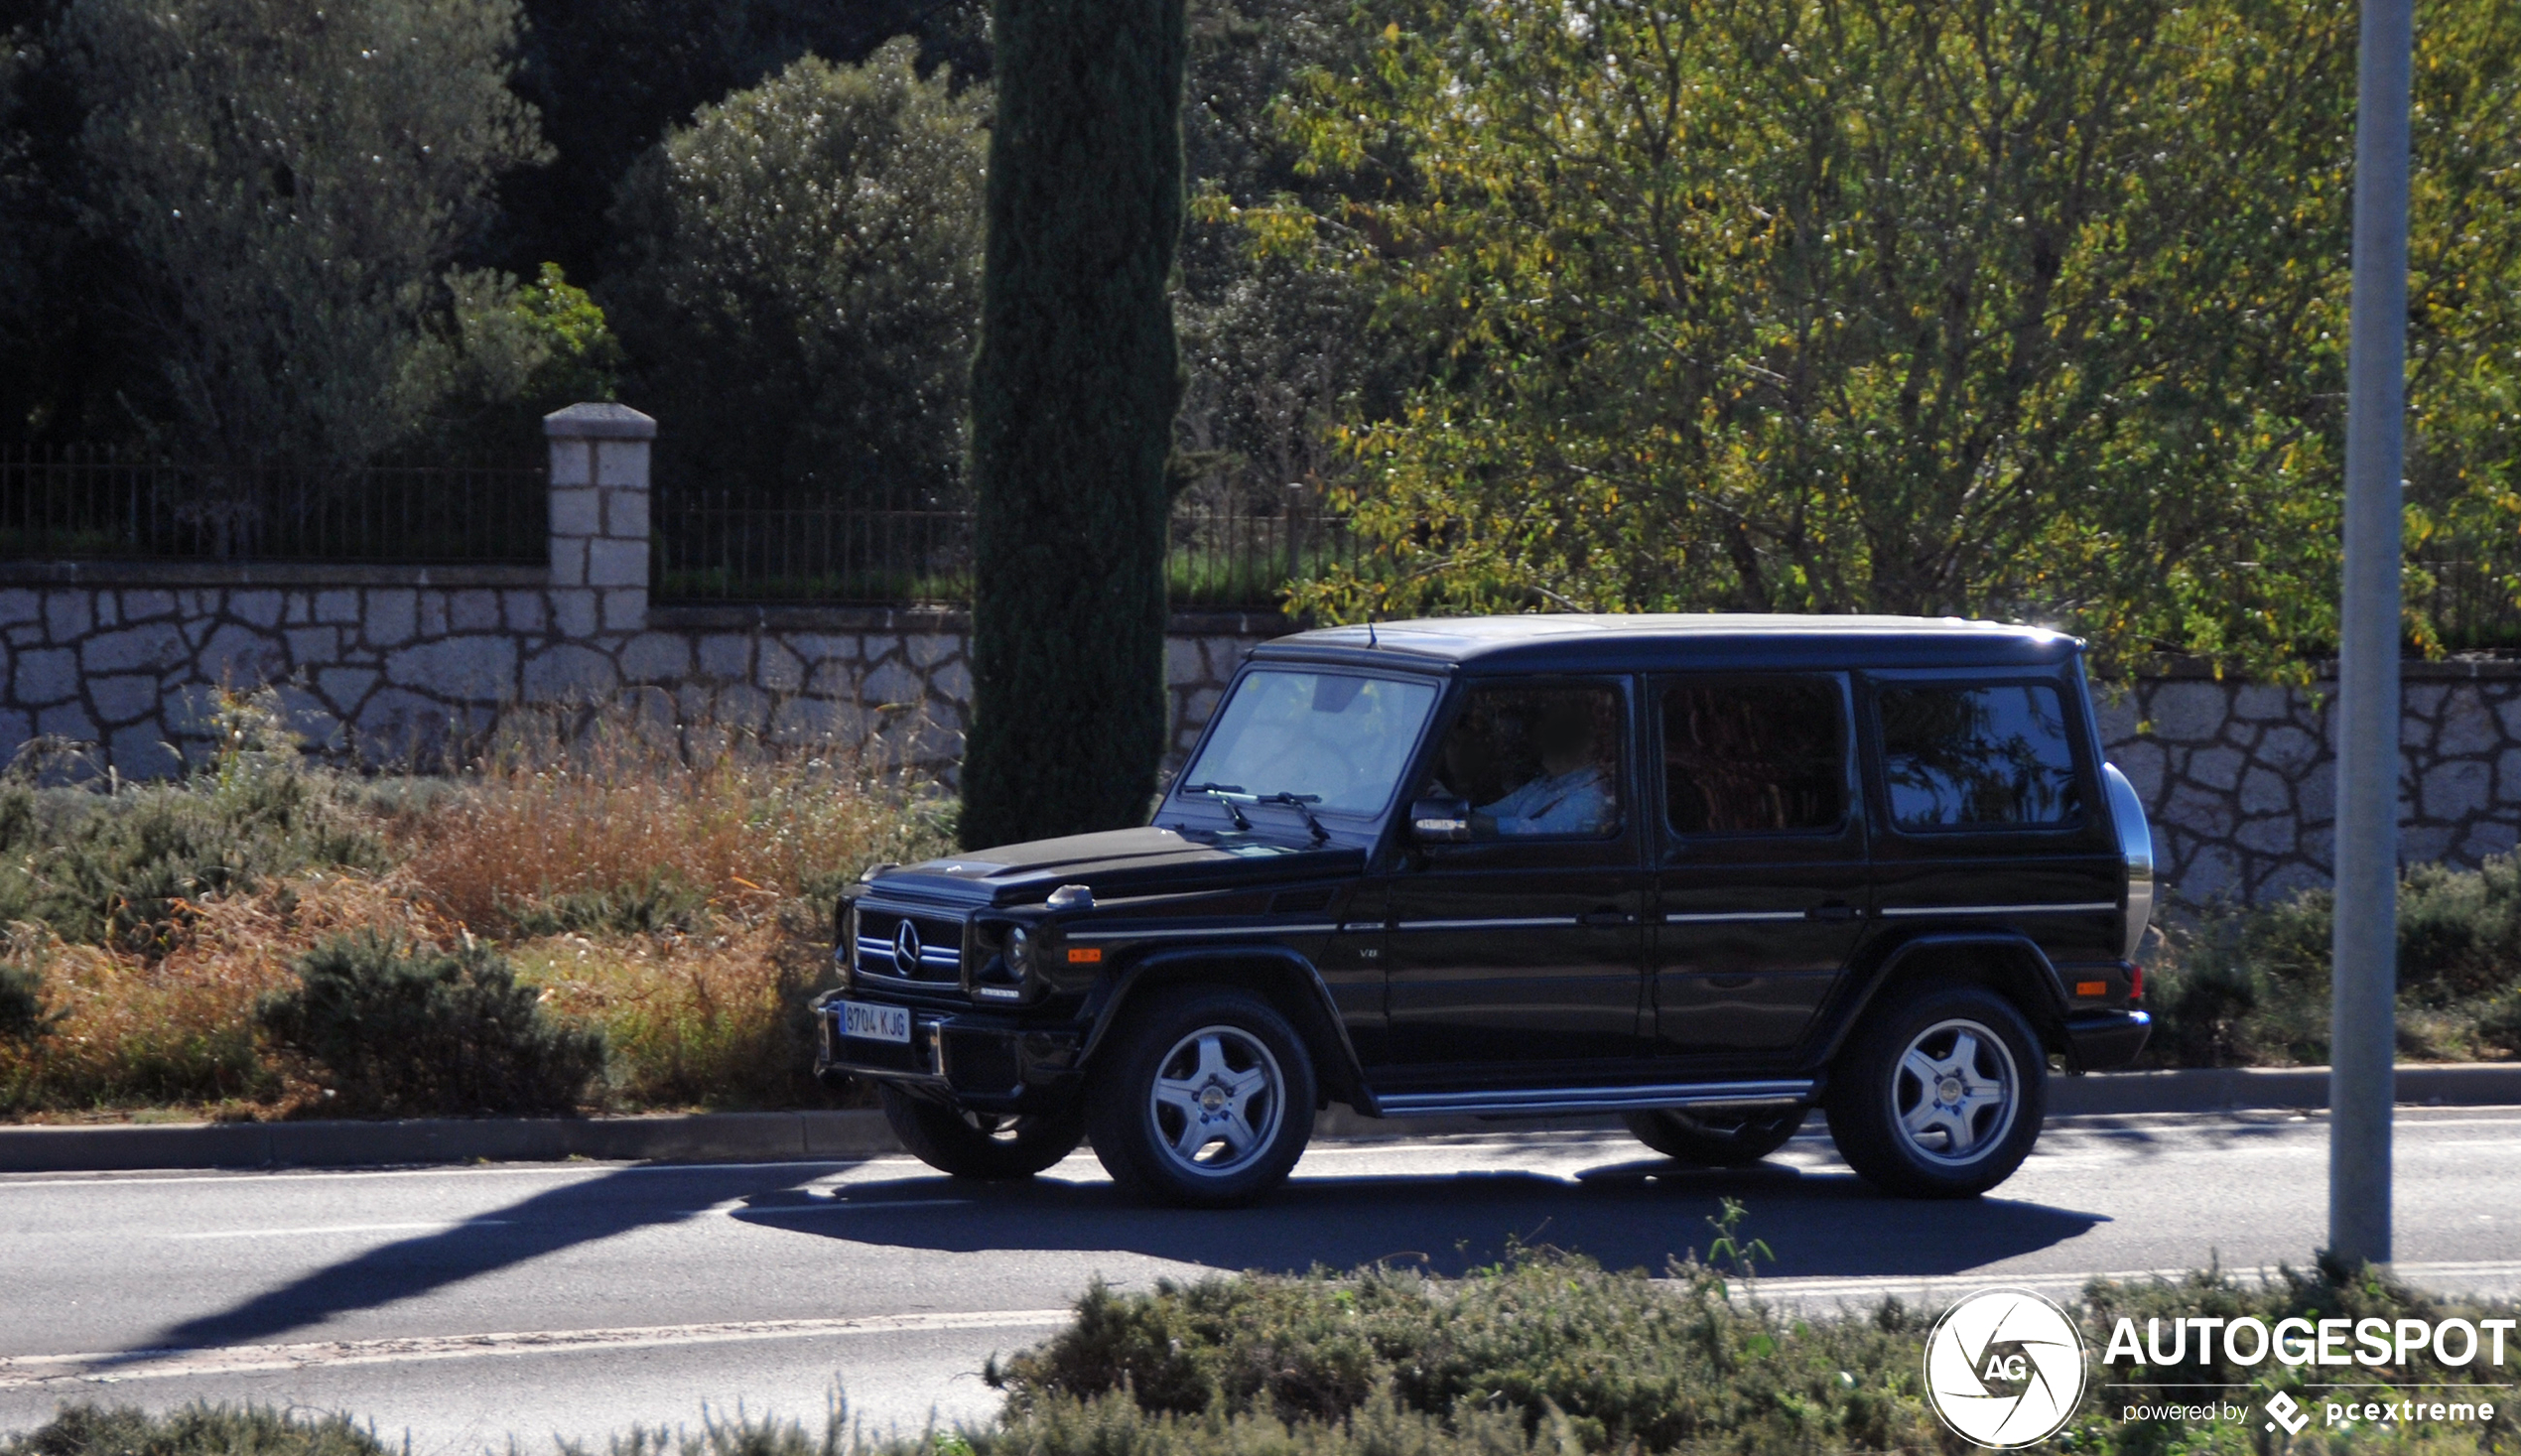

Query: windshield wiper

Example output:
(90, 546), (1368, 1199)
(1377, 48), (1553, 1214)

(1178, 781), (1253, 830)
(1253, 791), (1330, 844)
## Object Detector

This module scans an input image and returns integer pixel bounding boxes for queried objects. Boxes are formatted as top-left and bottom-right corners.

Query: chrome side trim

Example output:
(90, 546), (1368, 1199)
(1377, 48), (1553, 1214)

(1067, 922), (1344, 944)
(1877, 901), (2117, 918)
(1393, 916), (1582, 931)
(1377, 1079), (1814, 1118)
(1663, 910), (1808, 925)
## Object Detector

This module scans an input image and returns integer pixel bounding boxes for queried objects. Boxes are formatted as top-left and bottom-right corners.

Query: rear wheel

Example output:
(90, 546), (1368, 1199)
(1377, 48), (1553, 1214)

(1623, 1106), (1806, 1166)
(1824, 984), (2046, 1198)
(1087, 988), (1316, 1207)
(878, 1084), (1085, 1180)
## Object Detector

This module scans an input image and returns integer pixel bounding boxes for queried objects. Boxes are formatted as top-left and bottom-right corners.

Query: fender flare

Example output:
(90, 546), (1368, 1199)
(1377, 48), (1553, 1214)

(1078, 943), (1372, 1108)
(1812, 930), (2073, 1065)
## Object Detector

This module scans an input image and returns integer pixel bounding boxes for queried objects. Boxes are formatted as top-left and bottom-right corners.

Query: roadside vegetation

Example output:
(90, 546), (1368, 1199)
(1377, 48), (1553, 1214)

(2145, 862), (2521, 1067)
(8, 1249), (2515, 1456)
(0, 691), (951, 1121)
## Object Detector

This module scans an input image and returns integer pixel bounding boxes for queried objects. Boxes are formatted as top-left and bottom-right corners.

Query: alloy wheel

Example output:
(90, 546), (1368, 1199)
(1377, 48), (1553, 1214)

(1890, 1016), (2019, 1166)
(1145, 1023), (1284, 1179)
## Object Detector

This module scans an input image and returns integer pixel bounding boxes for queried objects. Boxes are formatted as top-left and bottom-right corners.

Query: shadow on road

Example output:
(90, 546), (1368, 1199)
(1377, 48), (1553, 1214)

(116, 1161), (843, 1364)
(730, 1154), (2108, 1277)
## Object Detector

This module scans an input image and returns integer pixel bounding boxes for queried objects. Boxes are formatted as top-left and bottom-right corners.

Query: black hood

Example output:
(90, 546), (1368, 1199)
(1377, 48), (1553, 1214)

(862, 827), (1365, 908)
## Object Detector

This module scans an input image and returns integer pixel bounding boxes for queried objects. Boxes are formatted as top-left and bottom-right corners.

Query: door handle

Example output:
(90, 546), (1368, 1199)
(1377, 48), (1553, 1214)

(1807, 901), (1861, 922)
(1578, 908), (1638, 928)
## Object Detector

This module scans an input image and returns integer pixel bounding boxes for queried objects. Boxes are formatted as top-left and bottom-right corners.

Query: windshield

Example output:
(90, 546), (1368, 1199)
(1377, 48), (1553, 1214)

(1177, 670), (1440, 817)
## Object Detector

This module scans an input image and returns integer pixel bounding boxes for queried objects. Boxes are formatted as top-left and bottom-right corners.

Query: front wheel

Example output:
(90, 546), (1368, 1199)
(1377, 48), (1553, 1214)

(1623, 1106), (1806, 1166)
(1087, 989), (1316, 1207)
(878, 1085), (1086, 1180)
(1824, 984), (2046, 1198)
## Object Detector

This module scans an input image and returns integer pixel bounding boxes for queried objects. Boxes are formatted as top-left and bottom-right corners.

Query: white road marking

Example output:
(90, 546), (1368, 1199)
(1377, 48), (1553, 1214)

(0, 1310), (1073, 1390)
(1752, 1259), (2521, 1305)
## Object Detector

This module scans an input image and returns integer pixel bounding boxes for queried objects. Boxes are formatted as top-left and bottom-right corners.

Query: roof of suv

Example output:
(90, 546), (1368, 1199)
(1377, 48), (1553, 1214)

(1251, 613), (2082, 674)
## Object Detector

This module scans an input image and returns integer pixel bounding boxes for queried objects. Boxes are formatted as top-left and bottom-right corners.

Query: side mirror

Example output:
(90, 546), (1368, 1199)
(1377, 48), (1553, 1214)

(1408, 795), (1473, 844)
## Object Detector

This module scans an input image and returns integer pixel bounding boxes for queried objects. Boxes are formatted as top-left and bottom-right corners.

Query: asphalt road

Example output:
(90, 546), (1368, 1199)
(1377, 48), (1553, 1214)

(4, 1110), (2520, 1455)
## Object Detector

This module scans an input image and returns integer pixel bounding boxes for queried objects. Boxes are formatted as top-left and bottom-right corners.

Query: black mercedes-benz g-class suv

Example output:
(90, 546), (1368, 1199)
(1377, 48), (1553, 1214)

(817, 614), (2154, 1204)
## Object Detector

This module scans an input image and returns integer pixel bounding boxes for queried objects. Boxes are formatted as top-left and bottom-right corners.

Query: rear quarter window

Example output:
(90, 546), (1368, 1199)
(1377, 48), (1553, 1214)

(1877, 683), (2081, 831)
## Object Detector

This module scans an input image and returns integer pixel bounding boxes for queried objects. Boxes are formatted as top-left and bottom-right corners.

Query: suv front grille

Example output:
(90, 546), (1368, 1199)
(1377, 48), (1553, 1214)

(855, 906), (967, 984)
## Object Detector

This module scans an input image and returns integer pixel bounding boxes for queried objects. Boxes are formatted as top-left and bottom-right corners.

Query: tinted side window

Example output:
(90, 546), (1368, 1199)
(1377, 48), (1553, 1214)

(1426, 685), (1624, 839)
(1661, 678), (1845, 834)
(1879, 684), (2080, 830)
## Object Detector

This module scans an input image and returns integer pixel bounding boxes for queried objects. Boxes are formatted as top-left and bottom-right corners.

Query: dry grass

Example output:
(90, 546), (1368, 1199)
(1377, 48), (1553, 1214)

(0, 694), (953, 1121)
(401, 710), (952, 936)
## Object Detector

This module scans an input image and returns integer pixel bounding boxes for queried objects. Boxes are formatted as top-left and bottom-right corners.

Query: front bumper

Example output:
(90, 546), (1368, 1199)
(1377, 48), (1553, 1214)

(2063, 1008), (2151, 1071)
(815, 1000), (1086, 1112)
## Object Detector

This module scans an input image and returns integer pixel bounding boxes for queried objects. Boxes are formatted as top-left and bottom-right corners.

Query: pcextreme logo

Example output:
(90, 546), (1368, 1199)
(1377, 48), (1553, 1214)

(1924, 1288), (2089, 1448)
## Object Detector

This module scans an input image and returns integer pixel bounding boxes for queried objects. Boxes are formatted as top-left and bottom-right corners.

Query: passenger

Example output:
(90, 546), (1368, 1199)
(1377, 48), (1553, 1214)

(1475, 700), (1615, 836)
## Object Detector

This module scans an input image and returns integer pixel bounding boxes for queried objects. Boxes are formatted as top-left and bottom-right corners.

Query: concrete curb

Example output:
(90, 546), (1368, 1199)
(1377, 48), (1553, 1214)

(5, 1064), (2517, 1173)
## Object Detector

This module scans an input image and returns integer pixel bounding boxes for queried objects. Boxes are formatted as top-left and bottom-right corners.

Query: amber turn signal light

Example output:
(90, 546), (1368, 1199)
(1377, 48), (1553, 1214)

(1067, 947), (1103, 964)
(2075, 980), (2107, 997)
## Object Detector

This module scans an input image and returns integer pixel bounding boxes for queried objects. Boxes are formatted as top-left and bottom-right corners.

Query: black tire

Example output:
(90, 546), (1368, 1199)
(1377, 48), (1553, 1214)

(1623, 1106), (1807, 1166)
(878, 1084), (1086, 1180)
(1824, 983), (2047, 1198)
(1086, 988), (1317, 1208)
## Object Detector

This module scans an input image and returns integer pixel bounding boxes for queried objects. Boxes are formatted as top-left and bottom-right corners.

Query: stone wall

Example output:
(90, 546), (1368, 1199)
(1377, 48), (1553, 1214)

(0, 406), (1275, 778)
(2095, 665), (2521, 906)
(5, 403), (2521, 905)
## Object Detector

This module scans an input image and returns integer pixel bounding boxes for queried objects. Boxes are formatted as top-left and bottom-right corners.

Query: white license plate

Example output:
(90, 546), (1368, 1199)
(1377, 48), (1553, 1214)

(838, 999), (910, 1044)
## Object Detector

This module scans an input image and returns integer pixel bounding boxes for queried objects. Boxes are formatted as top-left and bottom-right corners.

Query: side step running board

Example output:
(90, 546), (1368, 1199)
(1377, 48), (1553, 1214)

(1374, 1080), (1814, 1119)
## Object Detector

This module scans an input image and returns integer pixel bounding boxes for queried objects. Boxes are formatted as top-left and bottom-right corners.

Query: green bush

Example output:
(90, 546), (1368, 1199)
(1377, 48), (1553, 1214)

(605, 40), (987, 510)
(0, 963), (50, 1040)
(987, 1255), (1944, 1454)
(0, 695), (382, 955)
(2148, 854), (2521, 1066)
(2, 1403), (391, 1456)
(255, 932), (605, 1117)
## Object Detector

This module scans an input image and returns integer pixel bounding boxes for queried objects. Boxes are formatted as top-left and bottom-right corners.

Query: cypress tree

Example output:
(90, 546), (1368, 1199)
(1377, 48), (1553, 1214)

(960, 0), (1185, 849)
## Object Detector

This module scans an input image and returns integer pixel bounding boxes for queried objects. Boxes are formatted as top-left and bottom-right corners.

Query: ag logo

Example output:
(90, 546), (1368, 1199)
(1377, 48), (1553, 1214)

(1924, 1288), (2087, 1447)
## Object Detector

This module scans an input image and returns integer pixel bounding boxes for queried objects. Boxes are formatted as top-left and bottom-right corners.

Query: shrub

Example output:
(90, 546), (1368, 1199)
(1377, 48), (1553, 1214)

(605, 41), (987, 510)
(0, 692), (383, 955)
(255, 932), (605, 1117)
(2146, 854), (2521, 1065)
(0, 963), (50, 1040)
(2, 1404), (391, 1456)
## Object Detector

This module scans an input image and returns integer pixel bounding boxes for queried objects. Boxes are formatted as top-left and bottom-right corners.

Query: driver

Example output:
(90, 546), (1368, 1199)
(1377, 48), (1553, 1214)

(1474, 699), (1615, 836)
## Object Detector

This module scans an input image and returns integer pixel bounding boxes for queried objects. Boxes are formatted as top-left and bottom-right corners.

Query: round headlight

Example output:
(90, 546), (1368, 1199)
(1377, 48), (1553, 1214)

(1006, 926), (1033, 976)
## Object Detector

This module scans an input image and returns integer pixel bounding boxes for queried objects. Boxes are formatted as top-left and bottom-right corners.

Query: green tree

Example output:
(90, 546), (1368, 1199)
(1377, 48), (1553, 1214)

(959, 0), (1186, 848)
(405, 262), (624, 457)
(604, 41), (989, 509)
(1263, 0), (2521, 675)
(53, 0), (544, 466)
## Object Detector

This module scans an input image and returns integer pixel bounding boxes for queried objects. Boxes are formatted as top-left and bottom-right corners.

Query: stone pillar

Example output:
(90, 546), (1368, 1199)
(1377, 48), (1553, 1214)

(544, 403), (655, 638)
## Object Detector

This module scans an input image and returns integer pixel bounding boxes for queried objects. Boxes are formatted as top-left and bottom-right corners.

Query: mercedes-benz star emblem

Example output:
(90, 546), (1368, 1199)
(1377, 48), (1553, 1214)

(892, 918), (922, 970)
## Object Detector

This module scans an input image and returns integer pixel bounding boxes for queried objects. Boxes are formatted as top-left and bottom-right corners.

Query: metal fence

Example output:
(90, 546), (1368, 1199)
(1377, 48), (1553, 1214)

(2414, 559), (2521, 652)
(0, 447), (548, 565)
(652, 486), (1363, 608)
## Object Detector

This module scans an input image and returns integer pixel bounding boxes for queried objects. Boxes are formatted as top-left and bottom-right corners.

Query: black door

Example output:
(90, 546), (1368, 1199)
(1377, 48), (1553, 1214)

(1860, 671), (2124, 967)
(1649, 673), (1871, 1058)
(1380, 679), (1651, 1072)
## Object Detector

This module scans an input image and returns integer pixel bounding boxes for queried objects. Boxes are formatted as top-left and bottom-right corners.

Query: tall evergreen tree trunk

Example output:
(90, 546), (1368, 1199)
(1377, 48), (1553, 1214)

(960, 0), (1185, 849)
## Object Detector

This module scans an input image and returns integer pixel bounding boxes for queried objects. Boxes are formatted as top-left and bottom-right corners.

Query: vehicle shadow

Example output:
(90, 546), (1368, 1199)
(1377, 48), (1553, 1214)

(730, 1156), (2107, 1278)
(109, 1161), (845, 1366)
